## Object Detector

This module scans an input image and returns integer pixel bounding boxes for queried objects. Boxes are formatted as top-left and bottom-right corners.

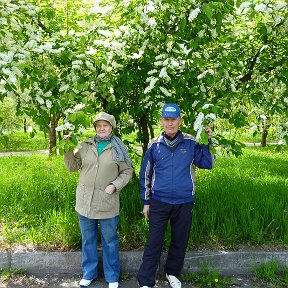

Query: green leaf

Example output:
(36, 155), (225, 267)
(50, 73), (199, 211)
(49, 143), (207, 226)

(70, 135), (78, 146)
(203, 3), (214, 19)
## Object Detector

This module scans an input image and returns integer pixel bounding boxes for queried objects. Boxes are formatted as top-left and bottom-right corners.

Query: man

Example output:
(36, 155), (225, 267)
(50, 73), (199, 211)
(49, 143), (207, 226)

(137, 103), (213, 288)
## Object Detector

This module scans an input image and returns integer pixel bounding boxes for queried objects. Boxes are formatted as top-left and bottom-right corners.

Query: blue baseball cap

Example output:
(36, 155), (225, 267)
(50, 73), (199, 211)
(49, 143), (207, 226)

(161, 103), (180, 118)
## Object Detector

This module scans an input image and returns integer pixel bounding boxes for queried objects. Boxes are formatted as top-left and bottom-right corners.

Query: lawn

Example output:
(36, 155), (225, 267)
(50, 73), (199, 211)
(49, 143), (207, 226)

(0, 145), (287, 251)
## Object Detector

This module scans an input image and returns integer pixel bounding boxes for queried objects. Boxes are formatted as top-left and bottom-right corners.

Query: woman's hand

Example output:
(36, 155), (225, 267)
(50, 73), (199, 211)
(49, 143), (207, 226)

(63, 132), (73, 139)
(105, 184), (116, 194)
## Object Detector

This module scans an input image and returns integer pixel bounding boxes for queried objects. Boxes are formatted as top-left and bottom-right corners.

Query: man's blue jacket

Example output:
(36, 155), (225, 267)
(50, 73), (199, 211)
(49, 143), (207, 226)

(140, 131), (213, 205)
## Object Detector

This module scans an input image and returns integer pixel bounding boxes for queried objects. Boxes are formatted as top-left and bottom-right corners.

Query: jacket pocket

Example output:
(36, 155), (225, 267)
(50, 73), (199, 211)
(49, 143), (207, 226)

(98, 191), (118, 213)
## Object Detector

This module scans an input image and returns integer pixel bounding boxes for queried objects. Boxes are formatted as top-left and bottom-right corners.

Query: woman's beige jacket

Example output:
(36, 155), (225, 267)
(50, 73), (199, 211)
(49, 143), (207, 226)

(64, 138), (133, 219)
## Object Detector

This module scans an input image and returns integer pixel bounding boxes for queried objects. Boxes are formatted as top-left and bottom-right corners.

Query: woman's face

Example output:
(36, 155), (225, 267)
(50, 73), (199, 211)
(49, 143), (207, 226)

(95, 120), (113, 138)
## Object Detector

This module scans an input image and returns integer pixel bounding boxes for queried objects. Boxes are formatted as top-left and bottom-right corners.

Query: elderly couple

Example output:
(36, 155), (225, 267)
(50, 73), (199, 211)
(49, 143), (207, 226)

(64, 103), (213, 288)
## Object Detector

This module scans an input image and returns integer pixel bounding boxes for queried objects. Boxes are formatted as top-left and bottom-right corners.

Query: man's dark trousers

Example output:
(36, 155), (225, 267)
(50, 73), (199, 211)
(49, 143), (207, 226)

(137, 199), (193, 287)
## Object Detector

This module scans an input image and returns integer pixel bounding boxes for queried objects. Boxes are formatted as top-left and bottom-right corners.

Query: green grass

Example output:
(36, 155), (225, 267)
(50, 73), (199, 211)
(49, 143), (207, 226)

(0, 145), (287, 251)
(190, 145), (288, 249)
(0, 130), (49, 152)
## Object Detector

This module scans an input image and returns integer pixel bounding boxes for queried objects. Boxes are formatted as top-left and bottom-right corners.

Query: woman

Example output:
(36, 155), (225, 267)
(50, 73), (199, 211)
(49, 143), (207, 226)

(64, 111), (133, 288)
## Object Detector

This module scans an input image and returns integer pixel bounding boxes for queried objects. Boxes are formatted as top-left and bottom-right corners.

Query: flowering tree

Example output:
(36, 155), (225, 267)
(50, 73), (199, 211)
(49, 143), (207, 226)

(0, 0), (110, 154)
(1, 0), (287, 155)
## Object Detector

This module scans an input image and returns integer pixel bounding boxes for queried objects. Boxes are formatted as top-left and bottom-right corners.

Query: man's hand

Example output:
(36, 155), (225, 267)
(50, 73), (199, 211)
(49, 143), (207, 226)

(205, 126), (212, 138)
(105, 184), (116, 194)
(143, 205), (150, 220)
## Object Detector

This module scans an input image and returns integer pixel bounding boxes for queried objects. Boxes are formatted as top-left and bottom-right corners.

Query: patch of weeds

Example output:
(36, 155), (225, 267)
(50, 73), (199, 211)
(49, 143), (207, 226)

(253, 259), (279, 281)
(120, 273), (130, 280)
(0, 268), (25, 281)
(183, 263), (236, 287)
(253, 259), (288, 287)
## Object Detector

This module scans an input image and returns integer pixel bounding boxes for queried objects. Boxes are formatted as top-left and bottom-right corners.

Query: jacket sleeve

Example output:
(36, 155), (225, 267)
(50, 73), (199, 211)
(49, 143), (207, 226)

(64, 150), (82, 172)
(193, 143), (214, 169)
(111, 162), (134, 192)
(139, 145), (154, 205)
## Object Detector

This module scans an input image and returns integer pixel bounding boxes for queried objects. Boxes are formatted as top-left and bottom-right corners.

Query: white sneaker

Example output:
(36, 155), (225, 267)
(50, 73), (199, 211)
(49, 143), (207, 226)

(79, 278), (92, 287)
(140, 286), (151, 288)
(166, 274), (181, 288)
(109, 282), (119, 288)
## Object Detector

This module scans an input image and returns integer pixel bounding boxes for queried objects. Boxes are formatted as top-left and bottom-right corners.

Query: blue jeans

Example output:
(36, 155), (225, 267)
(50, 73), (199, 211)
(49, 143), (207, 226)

(78, 214), (120, 282)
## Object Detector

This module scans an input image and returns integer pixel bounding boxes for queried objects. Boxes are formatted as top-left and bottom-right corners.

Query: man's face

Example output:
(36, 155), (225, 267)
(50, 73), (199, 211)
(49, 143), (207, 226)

(160, 117), (182, 137)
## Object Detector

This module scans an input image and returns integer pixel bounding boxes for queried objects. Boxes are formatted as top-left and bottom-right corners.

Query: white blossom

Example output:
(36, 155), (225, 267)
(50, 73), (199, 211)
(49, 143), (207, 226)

(147, 18), (157, 28)
(275, 16), (284, 25)
(200, 84), (206, 92)
(98, 73), (106, 79)
(154, 61), (163, 66)
(254, 4), (266, 12)
(144, 86), (152, 94)
(43, 91), (52, 98)
(129, 50), (144, 59)
(2, 129), (10, 135)
(63, 122), (75, 131)
(159, 67), (171, 81)
(85, 60), (95, 71)
(36, 96), (44, 105)
(148, 69), (158, 75)
(211, 29), (217, 38)
(205, 113), (216, 123)
(188, 7), (201, 22)
(64, 108), (74, 115)
(2, 68), (12, 76)
(72, 64), (81, 70)
(46, 100), (52, 109)
(0, 51), (14, 63)
(59, 84), (69, 92)
(192, 100), (199, 107)
(198, 29), (205, 38)
(159, 86), (171, 97)
(196, 127), (203, 140)
(239, 2), (251, 10)
(202, 103), (213, 109)
(144, 1), (156, 13)
(275, 2), (287, 11)
(27, 126), (33, 133)
(194, 112), (205, 131)
(98, 30), (112, 37)
(86, 46), (98, 55)
(72, 60), (83, 66)
(144, 76), (158, 94)
(78, 125), (86, 134)
(74, 103), (85, 111)
(231, 83), (237, 92)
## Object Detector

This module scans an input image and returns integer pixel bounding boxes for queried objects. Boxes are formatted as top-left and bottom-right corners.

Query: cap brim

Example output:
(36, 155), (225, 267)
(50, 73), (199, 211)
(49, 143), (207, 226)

(161, 113), (179, 118)
(94, 118), (114, 127)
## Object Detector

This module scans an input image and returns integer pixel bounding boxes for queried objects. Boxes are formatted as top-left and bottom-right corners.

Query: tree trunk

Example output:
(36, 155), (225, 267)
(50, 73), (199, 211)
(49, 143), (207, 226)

(261, 130), (268, 147)
(148, 121), (154, 139)
(139, 115), (150, 155)
(49, 115), (59, 155)
(23, 118), (27, 133)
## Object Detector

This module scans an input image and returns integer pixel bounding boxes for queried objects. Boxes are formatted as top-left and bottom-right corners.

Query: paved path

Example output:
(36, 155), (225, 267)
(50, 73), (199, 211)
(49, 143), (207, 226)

(0, 150), (49, 157)
(0, 274), (265, 288)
